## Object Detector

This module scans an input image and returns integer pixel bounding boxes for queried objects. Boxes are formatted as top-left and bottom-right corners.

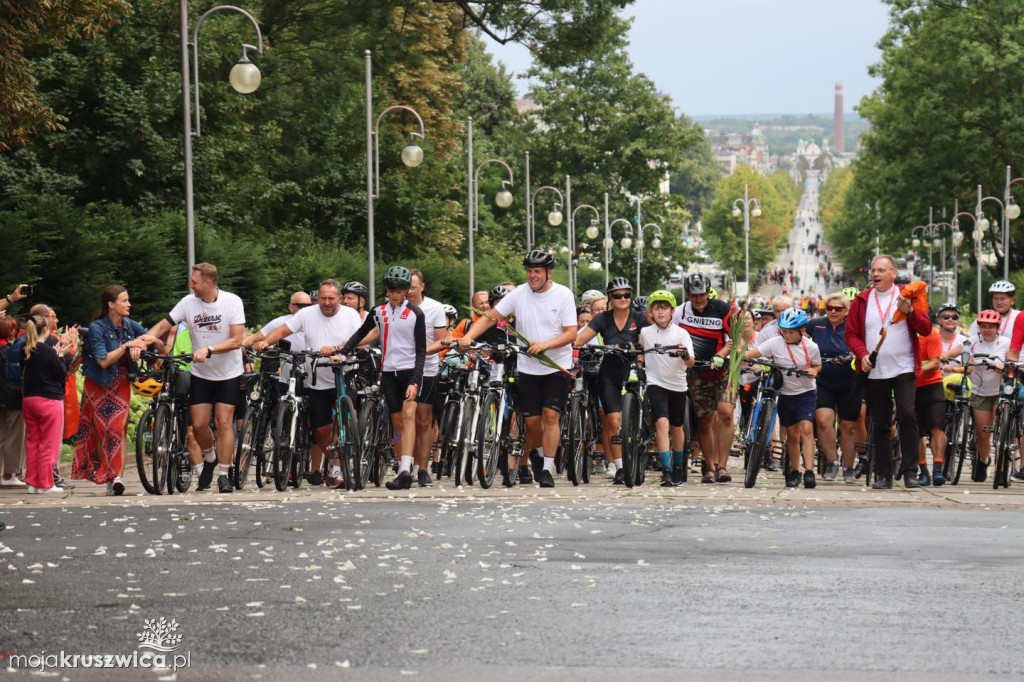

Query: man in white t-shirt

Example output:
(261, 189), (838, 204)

(406, 269), (448, 487)
(457, 250), (577, 488)
(147, 263), (246, 494)
(845, 255), (932, 490)
(967, 280), (1019, 342)
(255, 280), (361, 488)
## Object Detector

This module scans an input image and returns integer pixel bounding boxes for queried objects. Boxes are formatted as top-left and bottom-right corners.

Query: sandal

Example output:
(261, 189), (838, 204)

(715, 466), (732, 483)
(701, 468), (716, 484)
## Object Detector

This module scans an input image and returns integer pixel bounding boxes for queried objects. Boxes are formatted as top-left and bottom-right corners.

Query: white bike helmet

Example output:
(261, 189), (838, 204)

(581, 289), (605, 305)
(989, 280), (1016, 294)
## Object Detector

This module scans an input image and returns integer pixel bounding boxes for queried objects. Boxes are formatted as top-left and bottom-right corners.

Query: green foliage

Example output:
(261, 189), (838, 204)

(701, 166), (798, 282)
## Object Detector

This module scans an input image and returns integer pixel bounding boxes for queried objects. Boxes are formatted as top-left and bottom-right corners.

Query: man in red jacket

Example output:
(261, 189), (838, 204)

(845, 255), (932, 489)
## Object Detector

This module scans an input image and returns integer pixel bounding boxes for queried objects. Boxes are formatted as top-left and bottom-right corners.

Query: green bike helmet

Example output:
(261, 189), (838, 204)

(382, 266), (413, 289)
(647, 290), (677, 309)
(842, 286), (861, 300)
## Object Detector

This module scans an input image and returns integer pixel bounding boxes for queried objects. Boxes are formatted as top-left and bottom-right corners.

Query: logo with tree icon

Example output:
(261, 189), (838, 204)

(136, 617), (184, 653)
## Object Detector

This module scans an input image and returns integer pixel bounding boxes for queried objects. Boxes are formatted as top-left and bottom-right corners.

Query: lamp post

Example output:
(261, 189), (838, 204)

(910, 207), (942, 301)
(529, 184), (565, 255)
(731, 183), (763, 297)
(1002, 165), (1024, 279)
(975, 183), (1008, 310)
(632, 222), (662, 295)
(468, 150), (514, 303)
(366, 50), (426, 305)
(180, 1), (264, 284)
(571, 204), (601, 295)
(606, 218), (634, 290)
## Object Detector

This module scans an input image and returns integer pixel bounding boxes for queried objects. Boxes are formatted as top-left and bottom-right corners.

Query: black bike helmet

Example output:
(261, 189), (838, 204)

(489, 284), (512, 306)
(683, 272), (711, 295)
(342, 281), (369, 299)
(522, 249), (555, 269)
(382, 266), (413, 289)
(606, 276), (631, 294)
(633, 295), (648, 310)
(937, 301), (959, 316)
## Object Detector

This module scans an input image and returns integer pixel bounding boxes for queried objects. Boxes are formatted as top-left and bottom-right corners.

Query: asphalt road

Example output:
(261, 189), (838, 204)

(2, 498), (1023, 681)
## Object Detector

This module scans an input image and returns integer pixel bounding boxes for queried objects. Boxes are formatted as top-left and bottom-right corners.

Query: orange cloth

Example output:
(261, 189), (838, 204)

(893, 281), (928, 323)
(915, 328), (943, 387)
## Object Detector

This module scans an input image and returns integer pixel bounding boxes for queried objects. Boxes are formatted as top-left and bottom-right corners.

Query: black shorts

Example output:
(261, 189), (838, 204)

(915, 382), (946, 433)
(816, 381), (863, 422)
(190, 375), (242, 407)
(646, 385), (687, 427)
(596, 358), (628, 415)
(307, 388), (337, 430)
(381, 370), (415, 414)
(515, 372), (572, 417)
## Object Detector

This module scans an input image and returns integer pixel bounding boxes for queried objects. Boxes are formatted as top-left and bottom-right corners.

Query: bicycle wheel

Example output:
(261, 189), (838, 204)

(358, 400), (380, 486)
(234, 405), (258, 490)
(580, 403), (594, 484)
(336, 395), (360, 491)
(950, 403), (971, 485)
(455, 397), (475, 487)
(255, 409), (274, 488)
(150, 404), (173, 495)
(135, 407), (158, 495)
(565, 397), (586, 486)
(273, 401), (295, 492)
(291, 415), (309, 489)
(994, 404), (1016, 489)
(620, 392), (641, 489)
(635, 398), (651, 487)
(437, 399), (461, 481)
(377, 413), (394, 484)
(744, 401), (772, 489)
(476, 389), (503, 489)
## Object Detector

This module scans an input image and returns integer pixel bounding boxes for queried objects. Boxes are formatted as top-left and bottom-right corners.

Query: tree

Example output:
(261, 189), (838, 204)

(0, 0), (131, 149)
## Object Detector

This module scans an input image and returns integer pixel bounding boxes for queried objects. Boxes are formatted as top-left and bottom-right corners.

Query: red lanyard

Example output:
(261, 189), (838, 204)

(873, 288), (897, 325)
(785, 338), (811, 370)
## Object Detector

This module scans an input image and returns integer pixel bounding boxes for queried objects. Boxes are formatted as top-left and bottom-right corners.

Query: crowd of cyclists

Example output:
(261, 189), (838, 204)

(5, 247), (1024, 497)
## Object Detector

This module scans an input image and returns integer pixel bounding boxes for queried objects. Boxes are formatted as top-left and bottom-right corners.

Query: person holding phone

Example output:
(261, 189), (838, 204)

(0, 284), (30, 315)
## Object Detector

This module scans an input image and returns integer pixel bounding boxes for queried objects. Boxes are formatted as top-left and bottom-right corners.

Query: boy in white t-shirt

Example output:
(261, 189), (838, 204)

(744, 307), (822, 489)
(639, 290), (694, 486)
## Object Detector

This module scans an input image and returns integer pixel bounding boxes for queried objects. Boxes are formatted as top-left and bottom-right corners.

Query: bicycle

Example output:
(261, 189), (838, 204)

(320, 354), (362, 490)
(440, 345), (493, 487)
(134, 352), (194, 495)
(271, 348), (323, 492)
(347, 348), (395, 488)
(741, 359), (812, 489)
(475, 343), (524, 489)
(233, 348), (284, 490)
(990, 359), (1024, 489)
(940, 349), (974, 485)
(561, 347), (603, 487)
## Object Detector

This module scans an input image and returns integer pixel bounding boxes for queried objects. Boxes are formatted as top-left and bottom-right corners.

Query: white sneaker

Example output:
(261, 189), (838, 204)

(26, 484), (37, 494)
(36, 486), (63, 494)
(112, 478), (125, 496)
(0, 476), (25, 487)
(106, 481), (115, 496)
(605, 463), (617, 479)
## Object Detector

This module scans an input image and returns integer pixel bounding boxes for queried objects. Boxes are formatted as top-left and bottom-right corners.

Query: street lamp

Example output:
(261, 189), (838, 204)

(366, 50), (426, 305)
(953, 207), (982, 313)
(1002, 166), (1024, 280)
(909, 207), (942, 302)
(570, 204), (600, 295)
(180, 1), (264, 284)
(632, 222), (662, 294)
(605, 218), (633, 291)
(469, 153), (514, 304)
(731, 183), (762, 298)
(530, 185), (565, 240)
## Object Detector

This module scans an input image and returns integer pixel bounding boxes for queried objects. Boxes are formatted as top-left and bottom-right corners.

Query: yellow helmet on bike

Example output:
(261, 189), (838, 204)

(130, 375), (163, 398)
(942, 373), (972, 402)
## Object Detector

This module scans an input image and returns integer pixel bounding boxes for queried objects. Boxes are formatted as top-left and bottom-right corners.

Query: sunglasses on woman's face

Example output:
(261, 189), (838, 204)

(610, 293), (631, 300)
(826, 305), (846, 312)
(940, 314), (959, 321)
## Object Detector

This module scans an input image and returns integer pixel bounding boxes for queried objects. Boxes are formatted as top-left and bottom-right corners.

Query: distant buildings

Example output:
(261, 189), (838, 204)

(704, 124), (774, 176)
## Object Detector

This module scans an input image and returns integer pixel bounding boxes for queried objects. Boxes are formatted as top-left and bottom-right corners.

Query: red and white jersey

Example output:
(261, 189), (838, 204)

(342, 300), (426, 383)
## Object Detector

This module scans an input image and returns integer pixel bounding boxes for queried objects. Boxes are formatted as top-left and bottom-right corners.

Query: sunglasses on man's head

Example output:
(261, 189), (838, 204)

(940, 314), (959, 321)
(826, 305), (846, 312)
(609, 293), (631, 300)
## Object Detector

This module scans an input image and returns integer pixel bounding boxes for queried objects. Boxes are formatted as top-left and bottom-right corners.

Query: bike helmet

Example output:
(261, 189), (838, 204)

(130, 374), (163, 398)
(382, 266), (412, 289)
(633, 295), (649, 309)
(989, 280), (1016, 294)
(489, 284), (512, 306)
(707, 287), (719, 300)
(522, 249), (555, 268)
(977, 309), (1002, 325)
(754, 306), (775, 318)
(647, 290), (677, 309)
(684, 273), (710, 295)
(606, 277), (631, 294)
(342, 281), (369, 299)
(442, 303), (457, 318)
(937, 301), (959, 316)
(778, 307), (809, 329)
(942, 373), (972, 402)
(842, 286), (861, 300)
(581, 289), (605, 305)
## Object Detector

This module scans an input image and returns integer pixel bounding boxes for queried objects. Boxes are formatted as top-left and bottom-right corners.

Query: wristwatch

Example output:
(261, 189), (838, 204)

(208, 346), (216, 356)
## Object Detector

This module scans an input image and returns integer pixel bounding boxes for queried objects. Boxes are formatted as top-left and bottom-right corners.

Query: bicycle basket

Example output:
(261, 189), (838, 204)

(238, 372), (259, 397)
(941, 373), (971, 401)
(172, 368), (191, 400)
(345, 352), (379, 393)
(579, 348), (602, 379)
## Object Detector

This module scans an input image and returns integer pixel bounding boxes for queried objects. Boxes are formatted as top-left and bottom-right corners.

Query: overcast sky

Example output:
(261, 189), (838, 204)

(485, 0), (892, 116)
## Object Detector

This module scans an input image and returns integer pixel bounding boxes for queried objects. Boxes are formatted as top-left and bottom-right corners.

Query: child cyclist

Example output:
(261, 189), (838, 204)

(967, 309), (1009, 484)
(743, 307), (822, 488)
(639, 290), (694, 486)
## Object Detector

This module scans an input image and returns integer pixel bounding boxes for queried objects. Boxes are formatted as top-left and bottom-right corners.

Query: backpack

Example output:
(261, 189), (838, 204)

(0, 336), (26, 411)
(78, 322), (93, 362)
